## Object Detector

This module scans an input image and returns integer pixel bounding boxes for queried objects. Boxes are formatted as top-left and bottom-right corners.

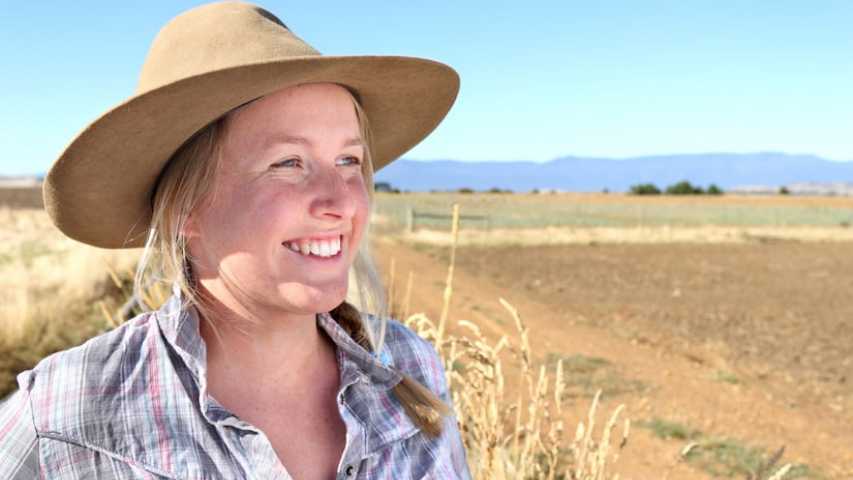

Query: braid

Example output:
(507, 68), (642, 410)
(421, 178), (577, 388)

(330, 301), (372, 350)
(329, 301), (449, 437)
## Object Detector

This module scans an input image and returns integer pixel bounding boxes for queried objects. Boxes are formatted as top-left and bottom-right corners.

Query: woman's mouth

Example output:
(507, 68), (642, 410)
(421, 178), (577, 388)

(282, 235), (343, 258)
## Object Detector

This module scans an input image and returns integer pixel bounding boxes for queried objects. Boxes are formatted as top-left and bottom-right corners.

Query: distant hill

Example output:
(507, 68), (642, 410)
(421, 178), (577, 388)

(7, 153), (853, 194)
(376, 152), (853, 193)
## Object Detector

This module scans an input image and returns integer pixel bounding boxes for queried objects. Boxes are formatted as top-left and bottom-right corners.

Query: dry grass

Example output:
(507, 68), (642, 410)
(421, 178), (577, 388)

(0, 207), (141, 398)
(0, 206), (796, 478)
(395, 205), (629, 478)
(398, 225), (853, 246)
(406, 302), (629, 479)
(373, 192), (853, 232)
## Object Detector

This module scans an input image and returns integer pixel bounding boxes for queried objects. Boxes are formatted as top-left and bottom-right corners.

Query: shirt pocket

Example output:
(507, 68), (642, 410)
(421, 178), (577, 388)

(363, 431), (468, 480)
(39, 436), (180, 480)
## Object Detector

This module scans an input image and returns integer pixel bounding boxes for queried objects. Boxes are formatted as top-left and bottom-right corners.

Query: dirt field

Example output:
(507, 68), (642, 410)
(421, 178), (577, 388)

(373, 237), (853, 478)
(5, 187), (851, 477)
(451, 242), (853, 399)
(0, 186), (42, 209)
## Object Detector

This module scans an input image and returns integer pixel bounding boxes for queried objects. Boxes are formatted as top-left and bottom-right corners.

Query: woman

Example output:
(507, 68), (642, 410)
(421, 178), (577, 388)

(0, 2), (468, 478)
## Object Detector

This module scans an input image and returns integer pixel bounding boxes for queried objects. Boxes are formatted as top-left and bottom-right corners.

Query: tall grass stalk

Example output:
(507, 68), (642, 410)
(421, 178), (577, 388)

(403, 204), (630, 479)
(402, 271), (414, 321)
(437, 203), (460, 342)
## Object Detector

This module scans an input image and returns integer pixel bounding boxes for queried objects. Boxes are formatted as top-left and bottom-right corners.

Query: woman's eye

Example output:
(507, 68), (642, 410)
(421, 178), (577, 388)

(337, 155), (362, 167)
(271, 158), (301, 169)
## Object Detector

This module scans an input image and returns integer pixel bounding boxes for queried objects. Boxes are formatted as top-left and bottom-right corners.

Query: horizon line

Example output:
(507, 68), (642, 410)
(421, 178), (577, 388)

(3, 150), (853, 177)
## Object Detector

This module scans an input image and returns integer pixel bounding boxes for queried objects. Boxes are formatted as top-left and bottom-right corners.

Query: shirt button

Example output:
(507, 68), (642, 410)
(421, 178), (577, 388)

(345, 464), (357, 477)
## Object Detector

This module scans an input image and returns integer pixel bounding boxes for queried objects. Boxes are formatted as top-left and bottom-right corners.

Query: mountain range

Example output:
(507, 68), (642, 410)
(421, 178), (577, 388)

(375, 152), (853, 193)
(5, 152), (853, 194)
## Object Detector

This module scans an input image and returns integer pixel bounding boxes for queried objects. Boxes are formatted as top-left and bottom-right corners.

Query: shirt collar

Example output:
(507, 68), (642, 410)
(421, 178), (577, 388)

(154, 284), (402, 388)
(154, 285), (418, 450)
(154, 285), (208, 383)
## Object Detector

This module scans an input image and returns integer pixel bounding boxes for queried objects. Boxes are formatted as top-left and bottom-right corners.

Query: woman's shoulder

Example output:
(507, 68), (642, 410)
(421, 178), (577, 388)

(24, 311), (159, 379)
(7, 309), (230, 477)
(16, 311), (162, 430)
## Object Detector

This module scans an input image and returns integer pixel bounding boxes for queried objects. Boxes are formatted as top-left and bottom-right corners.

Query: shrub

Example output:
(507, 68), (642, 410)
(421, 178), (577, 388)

(374, 181), (397, 193)
(665, 180), (704, 195)
(629, 183), (661, 195)
(707, 184), (724, 195)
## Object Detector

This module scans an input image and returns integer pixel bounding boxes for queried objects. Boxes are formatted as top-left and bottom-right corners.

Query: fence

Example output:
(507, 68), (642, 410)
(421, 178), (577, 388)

(405, 208), (490, 232)
(372, 194), (853, 231)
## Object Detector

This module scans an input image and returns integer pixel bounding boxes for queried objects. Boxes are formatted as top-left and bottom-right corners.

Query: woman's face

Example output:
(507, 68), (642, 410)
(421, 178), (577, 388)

(186, 83), (370, 317)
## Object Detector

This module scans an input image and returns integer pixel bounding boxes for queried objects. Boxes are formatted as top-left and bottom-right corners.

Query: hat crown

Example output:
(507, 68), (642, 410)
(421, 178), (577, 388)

(138, 1), (319, 94)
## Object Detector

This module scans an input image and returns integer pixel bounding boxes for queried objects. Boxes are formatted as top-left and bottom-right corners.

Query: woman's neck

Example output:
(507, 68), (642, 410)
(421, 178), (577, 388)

(194, 283), (336, 395)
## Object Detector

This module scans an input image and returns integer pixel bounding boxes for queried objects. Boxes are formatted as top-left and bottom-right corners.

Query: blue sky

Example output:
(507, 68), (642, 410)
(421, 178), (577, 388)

(1, 1), (852, 175)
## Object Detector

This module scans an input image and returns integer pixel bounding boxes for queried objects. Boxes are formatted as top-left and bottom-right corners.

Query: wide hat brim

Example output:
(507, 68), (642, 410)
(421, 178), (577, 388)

(44, 55), (458, 248)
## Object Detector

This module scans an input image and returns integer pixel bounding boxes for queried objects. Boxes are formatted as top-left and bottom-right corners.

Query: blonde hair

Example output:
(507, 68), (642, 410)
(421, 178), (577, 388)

(134, 87), (448, 436)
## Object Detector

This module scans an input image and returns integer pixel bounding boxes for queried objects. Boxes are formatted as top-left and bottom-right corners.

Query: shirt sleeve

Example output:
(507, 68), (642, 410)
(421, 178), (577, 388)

(0, 385), (41, 479)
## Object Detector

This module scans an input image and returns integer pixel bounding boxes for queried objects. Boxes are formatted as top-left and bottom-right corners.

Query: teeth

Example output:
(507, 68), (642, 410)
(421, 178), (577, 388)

(287, 236), (342, 257)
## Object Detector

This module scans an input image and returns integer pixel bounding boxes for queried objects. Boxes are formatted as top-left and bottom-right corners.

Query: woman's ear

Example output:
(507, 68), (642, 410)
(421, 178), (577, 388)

(182, 213), (201, 239)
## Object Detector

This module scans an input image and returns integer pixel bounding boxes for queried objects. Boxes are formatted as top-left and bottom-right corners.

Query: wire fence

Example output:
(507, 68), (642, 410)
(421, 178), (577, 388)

(373, 193), (853, 231)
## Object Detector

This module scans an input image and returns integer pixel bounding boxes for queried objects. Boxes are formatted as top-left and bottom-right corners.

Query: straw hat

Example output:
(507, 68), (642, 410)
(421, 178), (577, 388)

(43, 1), (459, 248)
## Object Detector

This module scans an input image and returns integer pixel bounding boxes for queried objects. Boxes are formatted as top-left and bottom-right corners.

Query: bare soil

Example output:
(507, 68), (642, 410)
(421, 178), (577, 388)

(453, 242), (853, 402)
(373, 238), (853, 479)
(0, 186), (43, 209)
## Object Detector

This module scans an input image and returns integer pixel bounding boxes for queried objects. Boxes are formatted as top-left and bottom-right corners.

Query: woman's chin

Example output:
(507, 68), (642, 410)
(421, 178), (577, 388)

(276, 283), (348, 313)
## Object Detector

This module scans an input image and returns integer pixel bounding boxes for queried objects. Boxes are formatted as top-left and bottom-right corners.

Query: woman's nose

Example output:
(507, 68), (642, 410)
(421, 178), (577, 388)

(308, 165), (357, 221)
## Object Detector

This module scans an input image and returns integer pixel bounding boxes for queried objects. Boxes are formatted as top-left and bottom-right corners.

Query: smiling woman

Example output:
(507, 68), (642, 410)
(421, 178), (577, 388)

(181, 85), (372, 326)
(0, 2), (466, 479)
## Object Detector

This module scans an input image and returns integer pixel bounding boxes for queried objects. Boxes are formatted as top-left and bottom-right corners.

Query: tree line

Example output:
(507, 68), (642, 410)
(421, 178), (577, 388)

(629, 180), (723, 195)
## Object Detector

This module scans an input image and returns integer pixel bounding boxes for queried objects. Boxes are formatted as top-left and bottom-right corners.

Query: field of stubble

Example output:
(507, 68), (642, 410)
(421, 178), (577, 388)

(3, 186), (851, 478)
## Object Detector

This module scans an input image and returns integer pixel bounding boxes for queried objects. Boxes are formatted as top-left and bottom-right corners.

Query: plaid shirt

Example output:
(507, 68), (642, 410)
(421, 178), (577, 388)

(0, 289), (470, 479)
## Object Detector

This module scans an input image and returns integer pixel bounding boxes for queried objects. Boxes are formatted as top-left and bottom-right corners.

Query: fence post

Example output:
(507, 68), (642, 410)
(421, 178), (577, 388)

(406, 207), (414, 233)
